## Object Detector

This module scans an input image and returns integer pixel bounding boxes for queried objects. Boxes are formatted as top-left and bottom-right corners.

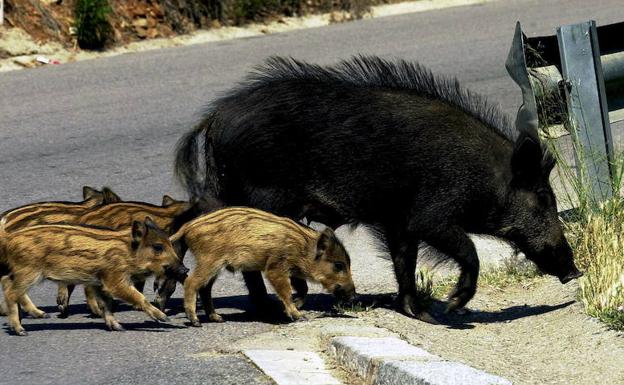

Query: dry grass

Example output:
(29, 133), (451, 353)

(545, 134), (624, 330)
(565, 199), (624, 330)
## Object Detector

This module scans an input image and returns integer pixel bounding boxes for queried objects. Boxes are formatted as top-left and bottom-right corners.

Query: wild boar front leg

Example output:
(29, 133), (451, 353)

(102, 276), (169, 323)
(265, 263), (301, 321)
(84, 286), (104, 317)
(388, 236), (421, 317)
(18, 294), (49, 319)
(290, 277), (308, 309)
(424, 226), (479, 313)
(0, 294), (47, 318)
(91, 286), (123, 331)
(132, 277), (146, 293)
(56, 283), (75, 318)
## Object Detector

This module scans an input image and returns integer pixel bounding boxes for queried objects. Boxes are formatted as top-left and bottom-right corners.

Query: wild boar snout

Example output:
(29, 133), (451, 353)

(333, 283), (356, 301)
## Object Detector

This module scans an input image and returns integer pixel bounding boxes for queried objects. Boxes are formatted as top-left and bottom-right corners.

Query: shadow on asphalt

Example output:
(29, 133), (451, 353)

(20, 294), (575, 331)
(435, 300), (577, 329)
(2, 320), (186, 335)
(311, 293), (576, 330)
(165, 293), (360, 325)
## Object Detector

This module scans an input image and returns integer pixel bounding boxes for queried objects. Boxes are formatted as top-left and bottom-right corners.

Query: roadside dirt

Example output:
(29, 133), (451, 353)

(360, 277), (624, 385)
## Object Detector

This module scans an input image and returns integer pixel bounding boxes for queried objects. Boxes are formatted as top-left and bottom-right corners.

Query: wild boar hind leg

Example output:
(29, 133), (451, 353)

(184, 261), (223, 327)
(197, 276), (223, 322)
(423, 226), (479, 313)
(2, 273), (43, 336)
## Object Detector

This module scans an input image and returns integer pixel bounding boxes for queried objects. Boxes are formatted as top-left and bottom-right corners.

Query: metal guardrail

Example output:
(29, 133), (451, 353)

(506, 20), (624, 202)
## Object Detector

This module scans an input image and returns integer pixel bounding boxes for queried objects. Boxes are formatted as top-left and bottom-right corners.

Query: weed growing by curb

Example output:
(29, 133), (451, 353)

(542, 117), (624, 331)
(75, 0), (112, 50)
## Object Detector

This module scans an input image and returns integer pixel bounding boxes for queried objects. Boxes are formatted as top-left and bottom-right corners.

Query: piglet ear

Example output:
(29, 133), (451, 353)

(162, 195), (175, 207)
(102, 187), (122, 203)
(82, 186), (99, 200)
(144, 216), (158, 230)
(511, 133), (543, 186)
(316, 228), (335, 260)
(131, 220), (146, 247)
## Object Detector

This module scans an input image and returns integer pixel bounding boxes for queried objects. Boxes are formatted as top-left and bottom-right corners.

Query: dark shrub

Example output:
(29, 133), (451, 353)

(74, 0), (112, 50)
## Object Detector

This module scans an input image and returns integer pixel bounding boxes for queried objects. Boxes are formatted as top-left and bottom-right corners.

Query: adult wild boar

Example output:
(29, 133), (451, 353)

(174, 56), (582, 319)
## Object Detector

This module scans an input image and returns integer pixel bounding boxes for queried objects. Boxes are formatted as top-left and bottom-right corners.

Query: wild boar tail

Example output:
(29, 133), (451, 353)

(0, 217), (8, 269)
(169, 225), (187, 243)
(174, 114), (222, 201)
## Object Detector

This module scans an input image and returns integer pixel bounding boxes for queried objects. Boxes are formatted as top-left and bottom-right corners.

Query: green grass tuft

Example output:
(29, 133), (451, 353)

(75, 0), (112, 50)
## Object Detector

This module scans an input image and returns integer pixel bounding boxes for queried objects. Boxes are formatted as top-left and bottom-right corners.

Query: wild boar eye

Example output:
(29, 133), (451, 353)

(152, 244), (164, 254)
(334, 262), (346, 272)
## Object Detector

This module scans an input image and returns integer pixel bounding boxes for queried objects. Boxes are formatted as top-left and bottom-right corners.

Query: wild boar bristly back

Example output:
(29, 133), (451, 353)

(174, 55), (518, 205)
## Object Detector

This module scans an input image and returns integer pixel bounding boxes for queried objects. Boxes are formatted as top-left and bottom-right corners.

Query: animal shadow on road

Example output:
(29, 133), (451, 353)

(163, 293), (358, 325)
(431, 300), (577, 330)
(2, 321), (185, 335)
(325, 293), (576, 330)
(1, 303), (186, 335)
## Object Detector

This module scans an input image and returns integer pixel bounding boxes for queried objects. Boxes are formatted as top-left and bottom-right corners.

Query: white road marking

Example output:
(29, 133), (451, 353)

(244, 349), (342, 385)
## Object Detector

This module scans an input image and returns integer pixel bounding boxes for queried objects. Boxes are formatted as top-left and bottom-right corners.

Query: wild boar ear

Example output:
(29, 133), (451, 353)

(144, 216), (158, 231)
(131, 220), (146, 247)
(162, 195), (175, 207)
(102, 187), (122, 204)
(315, 227), (335, 260)
(511, 133), (543, 186)
(82, 186), (100, 200)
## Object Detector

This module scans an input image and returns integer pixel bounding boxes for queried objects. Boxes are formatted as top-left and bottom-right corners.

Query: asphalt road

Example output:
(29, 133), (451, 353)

(1, 0), (623, 384)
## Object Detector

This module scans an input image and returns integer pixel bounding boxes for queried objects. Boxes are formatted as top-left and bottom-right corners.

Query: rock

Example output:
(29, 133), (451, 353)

(136, 27), (147, 38)
(0, 29), (42, 56)
(133, 18), (148, 28)
(13, 56), (36, 68)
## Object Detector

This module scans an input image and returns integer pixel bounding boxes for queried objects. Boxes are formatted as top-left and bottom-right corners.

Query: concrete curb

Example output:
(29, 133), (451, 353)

(329, 336), (512, 385)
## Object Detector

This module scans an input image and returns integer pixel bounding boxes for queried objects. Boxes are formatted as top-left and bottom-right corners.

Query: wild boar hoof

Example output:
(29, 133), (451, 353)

(415, 311), (439, 324)
(57, 307), (69, 319)
(107, 323), (125, 332)
(293, 296), (305, 309)
(287, 310), (305, 322)
(397, 293), (419, 318)
(445, 297), (464, 314)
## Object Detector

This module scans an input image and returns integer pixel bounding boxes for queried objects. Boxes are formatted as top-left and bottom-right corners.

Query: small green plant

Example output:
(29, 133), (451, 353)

(478, 256), (542, 288)
(74, 0), (112, 50)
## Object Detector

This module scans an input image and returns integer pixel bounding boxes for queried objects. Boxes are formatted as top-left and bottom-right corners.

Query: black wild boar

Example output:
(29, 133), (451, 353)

(174, 56), (583, 319)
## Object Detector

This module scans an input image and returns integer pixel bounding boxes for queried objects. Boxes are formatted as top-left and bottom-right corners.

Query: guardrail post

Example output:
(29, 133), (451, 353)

(557, 21), (614, 201)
